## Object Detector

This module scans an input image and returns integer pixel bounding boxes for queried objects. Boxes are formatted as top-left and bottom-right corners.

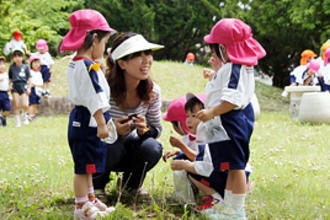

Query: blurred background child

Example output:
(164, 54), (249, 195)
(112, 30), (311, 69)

(320, 48), (330, 91)
(0, 56), (10, 127)
(184, 52), (195, 66)
(289, 50), (317, 86)
(28, 55), (43, 120)
(34, 39), (54, 97)
(9, 48), (31, 127)
(296, 59), (320, 86)
(3, 30), (30, 56)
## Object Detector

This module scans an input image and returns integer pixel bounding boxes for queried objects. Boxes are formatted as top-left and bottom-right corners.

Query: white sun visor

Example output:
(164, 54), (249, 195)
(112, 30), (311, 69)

(111, 34), (164, 61)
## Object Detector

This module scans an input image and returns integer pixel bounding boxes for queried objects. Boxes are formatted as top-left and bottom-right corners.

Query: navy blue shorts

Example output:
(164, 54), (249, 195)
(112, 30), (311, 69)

(209, 103), (254, 171)
(12, 82), (27, 94)
(68, 106), (110, 174)
(41, 65), (51, 82)
(188, 170), (250, 198)
(0, 91), (10, 111)
(29, 87), (41, 105)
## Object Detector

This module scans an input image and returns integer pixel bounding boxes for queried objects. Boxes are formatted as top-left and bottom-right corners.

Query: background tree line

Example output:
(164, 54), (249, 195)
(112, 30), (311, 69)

(0, 0), (329, 87)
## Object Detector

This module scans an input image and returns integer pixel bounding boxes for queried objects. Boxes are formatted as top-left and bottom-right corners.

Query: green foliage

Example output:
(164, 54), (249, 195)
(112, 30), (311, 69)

(84, 0), (223, 62)
(0, 0), (83, 57)
(245, 0), (330, 87)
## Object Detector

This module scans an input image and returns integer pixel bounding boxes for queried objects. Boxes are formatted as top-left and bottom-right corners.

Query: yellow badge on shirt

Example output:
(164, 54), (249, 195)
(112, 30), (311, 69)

(89, 63), (100, 72)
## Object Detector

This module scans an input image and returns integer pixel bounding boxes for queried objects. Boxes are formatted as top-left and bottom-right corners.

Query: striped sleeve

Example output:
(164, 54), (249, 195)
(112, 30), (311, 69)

(146, 83), (162, 138)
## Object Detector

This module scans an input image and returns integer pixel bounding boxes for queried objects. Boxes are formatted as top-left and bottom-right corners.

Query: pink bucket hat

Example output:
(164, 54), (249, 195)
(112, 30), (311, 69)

(307, 59), (320, 74)
(60, 9), (117, 51)
(204, 18), (266, 66)
(36, 39), (49, 52)
(163, 96), (189, 133)
(29, 55), (40, 63)
(324, 48), (330, 66)
(186, 93), (206, 104)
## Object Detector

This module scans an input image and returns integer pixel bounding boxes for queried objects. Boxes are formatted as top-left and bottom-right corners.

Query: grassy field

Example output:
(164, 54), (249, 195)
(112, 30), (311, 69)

(0, 59), (329, 219)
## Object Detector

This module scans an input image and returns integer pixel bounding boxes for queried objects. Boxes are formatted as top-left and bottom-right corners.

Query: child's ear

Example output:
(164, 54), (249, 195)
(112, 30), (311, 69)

(220, 45), (230, 63)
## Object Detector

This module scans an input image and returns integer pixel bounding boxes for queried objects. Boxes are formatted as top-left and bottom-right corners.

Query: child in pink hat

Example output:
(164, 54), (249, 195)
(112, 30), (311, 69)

(163, 94), (206, 163)
(296, 59), (320, 86)
(33, 39), (54, 97)
(61, 9), (117, 220)
(192, 18), (266, 219)
(320, 48), (330, 91)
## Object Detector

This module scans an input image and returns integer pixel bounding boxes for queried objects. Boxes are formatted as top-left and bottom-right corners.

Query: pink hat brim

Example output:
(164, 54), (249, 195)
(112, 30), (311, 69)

(60, 25), (116, 52)
(205, 35), (266, 66)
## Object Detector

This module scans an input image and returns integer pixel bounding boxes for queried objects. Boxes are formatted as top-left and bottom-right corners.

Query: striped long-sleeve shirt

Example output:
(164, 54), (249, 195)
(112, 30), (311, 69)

(109, 83), (162, 138)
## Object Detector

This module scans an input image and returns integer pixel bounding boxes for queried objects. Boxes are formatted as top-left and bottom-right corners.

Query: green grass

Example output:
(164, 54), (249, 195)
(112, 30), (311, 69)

(0, 59), (328, 219)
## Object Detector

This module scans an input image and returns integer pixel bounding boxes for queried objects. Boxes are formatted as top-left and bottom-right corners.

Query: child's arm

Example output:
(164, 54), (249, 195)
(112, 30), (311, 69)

(26, 77), (32, 95)
(171, 160), (198, 174)
(170, 136), (196, 160)
(196, 101), (237, 122)
(94, 109), (109, 139)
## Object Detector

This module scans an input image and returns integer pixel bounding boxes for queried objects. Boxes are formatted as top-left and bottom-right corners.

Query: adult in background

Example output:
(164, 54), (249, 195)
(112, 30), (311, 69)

(93, 32), (164, 199)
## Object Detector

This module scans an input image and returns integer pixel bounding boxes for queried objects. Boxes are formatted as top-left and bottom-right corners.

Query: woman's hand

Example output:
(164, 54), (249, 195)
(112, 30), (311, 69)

(97, 123), (109, 139)
(163, 149), (180, 162)
(196, 108), (215, 122)
(115, 116), (133, 136)
(133, 115), (148, 135)
(171, 160), (189, 171)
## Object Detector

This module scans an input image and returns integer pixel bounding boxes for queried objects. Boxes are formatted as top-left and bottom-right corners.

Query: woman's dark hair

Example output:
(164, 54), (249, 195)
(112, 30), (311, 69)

(106, 32), (154, 107)
(184, 97), (204, 113)
(80, 30), (110, 51)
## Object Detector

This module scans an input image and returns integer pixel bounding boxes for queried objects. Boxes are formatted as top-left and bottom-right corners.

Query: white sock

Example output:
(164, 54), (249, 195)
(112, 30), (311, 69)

(88, 187), (94, 194)
(75, 195), (88, 204)
(15, 115), (20, 122)
(224, 189), (232, 206)
(231, 193), (246, 210)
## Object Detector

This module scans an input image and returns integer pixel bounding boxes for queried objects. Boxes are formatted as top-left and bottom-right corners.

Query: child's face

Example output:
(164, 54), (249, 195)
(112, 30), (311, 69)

(0, 61), (6, 72)
(186, 104), (203, 134)
(307, 69), (315, 76)
(31, 59), (40, 70)
(39, 48), (47, 54)
(92, 33), (111, 61)
(171, 122), (187, 136)
(12, 55), (23, 65)
(186, 58), (194, 64)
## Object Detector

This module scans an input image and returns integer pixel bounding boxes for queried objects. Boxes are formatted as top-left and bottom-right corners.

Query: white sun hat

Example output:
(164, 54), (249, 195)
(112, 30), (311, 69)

(111, 34), (164, 61)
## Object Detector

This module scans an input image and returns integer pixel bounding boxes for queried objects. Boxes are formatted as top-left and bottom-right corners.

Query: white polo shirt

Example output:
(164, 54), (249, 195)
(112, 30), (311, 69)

(67, 59), (110, 127)
(196, 62), (255, 144)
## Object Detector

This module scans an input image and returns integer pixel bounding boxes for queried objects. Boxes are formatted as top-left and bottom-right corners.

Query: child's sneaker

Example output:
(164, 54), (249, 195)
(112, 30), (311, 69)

(23, 115), (29, 125)
(74, 201), (107, 220)
(93, 198), (115, 214)
(221, 206), (246, 220)
(15, 118), (21, 128)
(196, 195), (223, 219)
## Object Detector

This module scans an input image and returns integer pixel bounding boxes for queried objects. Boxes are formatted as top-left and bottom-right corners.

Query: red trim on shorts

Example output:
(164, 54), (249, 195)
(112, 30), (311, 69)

(200, 178), (210, 187)
(220, 162), (230, 171)
(86, 164), (96, 173)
